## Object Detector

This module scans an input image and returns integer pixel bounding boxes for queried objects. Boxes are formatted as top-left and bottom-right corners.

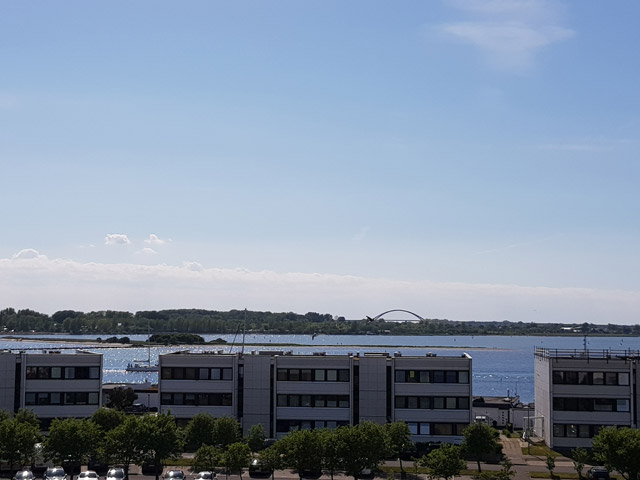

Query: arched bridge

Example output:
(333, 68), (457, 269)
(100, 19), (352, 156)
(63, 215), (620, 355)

(368, 309), (425, 322)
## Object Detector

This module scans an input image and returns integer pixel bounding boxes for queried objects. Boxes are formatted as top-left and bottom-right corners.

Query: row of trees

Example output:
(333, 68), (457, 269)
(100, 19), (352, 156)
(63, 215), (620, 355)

(3, 307), (637, 336)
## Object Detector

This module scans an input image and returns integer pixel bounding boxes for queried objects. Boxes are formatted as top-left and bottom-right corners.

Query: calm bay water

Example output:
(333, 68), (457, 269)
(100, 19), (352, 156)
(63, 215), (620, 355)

(2, 333), (638, 404)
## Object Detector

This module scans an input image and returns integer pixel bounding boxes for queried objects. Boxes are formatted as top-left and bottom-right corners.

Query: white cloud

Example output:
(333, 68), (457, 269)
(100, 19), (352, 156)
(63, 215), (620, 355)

(11, 249), (47, 260)
(145, 234), (165, 246)
(437, 0), (574, 71)
(105, 234), (131, 246)
(0, 253), (638, 325)
(137, 247), (158, 255)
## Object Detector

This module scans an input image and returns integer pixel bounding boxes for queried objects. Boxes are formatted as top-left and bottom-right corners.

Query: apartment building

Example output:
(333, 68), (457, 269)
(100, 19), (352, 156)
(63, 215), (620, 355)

(0, 350), (103, 428)
(159, 350), (472, 443)
(534, 347), (638, 450)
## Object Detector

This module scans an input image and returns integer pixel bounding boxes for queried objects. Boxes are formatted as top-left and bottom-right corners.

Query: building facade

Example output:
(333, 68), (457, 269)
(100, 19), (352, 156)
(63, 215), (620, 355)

(0, 350), (103, 428)
(159, 350), (473, 443)
(534, 347), (638, 450)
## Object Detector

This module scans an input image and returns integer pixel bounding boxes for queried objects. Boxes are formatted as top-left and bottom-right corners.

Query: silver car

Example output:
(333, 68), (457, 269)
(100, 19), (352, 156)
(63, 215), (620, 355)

(78, 472), (99, 480)
(43, 468), (67, 480)
(13, 470), (35, 480)
(106, 469), (125, 480)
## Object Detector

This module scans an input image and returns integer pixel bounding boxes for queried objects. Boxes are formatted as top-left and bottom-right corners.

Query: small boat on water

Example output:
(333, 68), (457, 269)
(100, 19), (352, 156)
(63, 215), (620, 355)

(126, 362), (159, 372)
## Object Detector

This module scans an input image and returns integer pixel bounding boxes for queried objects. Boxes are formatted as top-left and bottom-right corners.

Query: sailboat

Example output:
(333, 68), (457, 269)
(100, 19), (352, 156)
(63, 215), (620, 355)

(126, 324), (159, 372)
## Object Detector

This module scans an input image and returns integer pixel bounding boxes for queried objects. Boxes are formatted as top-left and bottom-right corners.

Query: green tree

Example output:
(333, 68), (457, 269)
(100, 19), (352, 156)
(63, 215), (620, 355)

(91, 408), (126, 433)
(214, 417), (241, 449)
(384, 421), (414, 473)
(278, 429), (324, 480)
(318, 429), (341, 480)
(138, 413), (184, 480)
(420, 444), (465, 480)
(246, 424), (267, 453)
(335, 422), (389, 480)
(14, 409), (40, 428)
(593, 426), (640, 480)
(0, 417), (42, 476)
(184, 413), (217, 451)
(546, 453), (556, 478)
(461, 423), (500, 472)
(102, 415), (143, 479)
(571, 447), (590, 479)
(192, 445), (223, 473)
(259, 444), (284, 480)
(44, 418), (101, 480)
(106, 387), (138, 411)
(222, 442), (252, 478)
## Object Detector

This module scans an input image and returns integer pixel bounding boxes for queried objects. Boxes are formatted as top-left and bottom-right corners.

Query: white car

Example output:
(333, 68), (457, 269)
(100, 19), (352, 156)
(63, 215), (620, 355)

(194, 472), (216, 480)
(78, 472), (99, 480)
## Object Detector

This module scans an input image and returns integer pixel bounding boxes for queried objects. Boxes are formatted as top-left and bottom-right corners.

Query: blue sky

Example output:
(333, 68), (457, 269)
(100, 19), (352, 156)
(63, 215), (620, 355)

(1, 1), (639, 323)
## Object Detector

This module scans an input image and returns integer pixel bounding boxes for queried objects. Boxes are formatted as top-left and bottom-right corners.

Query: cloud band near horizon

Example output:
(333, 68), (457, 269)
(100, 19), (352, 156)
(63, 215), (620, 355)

(1, 251), (638, 325)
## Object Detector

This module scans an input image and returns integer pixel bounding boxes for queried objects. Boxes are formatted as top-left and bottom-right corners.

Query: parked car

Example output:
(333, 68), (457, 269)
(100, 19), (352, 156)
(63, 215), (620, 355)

(587, 468), (610, 480)
(194, 472), (216, 480)
(78, 472), (98, 480)
(162, 471), (185, 480)
(248, 459), (272, 478)
(43, 467), (67, 480)
(106, 468), (125, 480)
(13, 470), (35, 480)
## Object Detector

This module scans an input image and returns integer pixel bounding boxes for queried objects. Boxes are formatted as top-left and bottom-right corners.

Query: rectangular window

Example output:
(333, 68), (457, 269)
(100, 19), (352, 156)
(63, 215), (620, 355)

(420, 423), (430, 435)
(25, 393), (36, 405)
(38, 367), (50, 379)
(65, 367), (75, 379)
(89, 367), (100, 379)
(173, 393), (184, 405)
(433, 371), (445, 383)
(407, 370), (417, 383)
(578, 425), (591, 438)
(327, 370), (338, 382)
(75, 392), (88, 405)
(64, 392), (75, 404)
(552, 371), (564, 384)
(289, 395), (300, 407)
(407, 396), (418, 409)
(222, 368), (233, 380)
(38, 393), (49, 405)
(301, 369), (312, 381)
(277, 369), (287, 381)
(161, 393), (172, 405)
(566, 424), (578, 438)
(458, 371), (469, 384)
(446, 371), (458, 383)
(339, 396), (349, 408)
(395, 396), (406, 409)
(432, 423), (453, 435)
(161, 368), (172, 380)
(420, 371), (430, 383)
(315, 370), (326, 381)
(458, 397), (470, 410)
(75, 367), (90, 379)
(594, 399), (614, 412)
(26, 367), (38, 379)
(301, 395), (312, 407)
(395, 370), (405, 383)
(184, 393), (196, 405)
(408, 422), (418, 435)
(619, 373), (630, 386)
(593, 372), (604, 385)
(211, 368), (222, 380)
(289, 369), (300, 381)
(199, 368), (209, 380)
(338, 369), (350, 382)
(446, 397), (457, 409)
(617, 399), (630, 412)
(50, 392), (62, 405)
(314, 396), (326, 407)
(420, 397), (431, 409)
(433, 397), (445, 409)
(578, 398), (592, 412)
(553, 397), (564, 410)
(327, 396), (338, 408)
(184, 368), (196, 380)
(578, 372), (590, 385)
(51, 367), (63, 379)
(553, 424), (564, 437)
(172, 368), (184, 380)
(565, 371), (578, 384)
(605, 372), (618, 385)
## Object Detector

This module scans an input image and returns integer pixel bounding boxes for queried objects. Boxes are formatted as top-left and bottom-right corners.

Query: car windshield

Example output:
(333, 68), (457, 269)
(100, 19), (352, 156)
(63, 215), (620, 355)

(16, 472), (33, 479)
(167, 472), (184, 479)
(108, 471), (124, 478)
(80, 473), (98, 479)
(47, 469), (65, 477)
(197, 474), (212, 479)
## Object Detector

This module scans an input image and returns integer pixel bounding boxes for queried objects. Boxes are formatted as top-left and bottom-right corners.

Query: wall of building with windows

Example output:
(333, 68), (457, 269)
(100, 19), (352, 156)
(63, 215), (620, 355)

(21, 351), (103, 422)
(534, 348), (637, 450)
(159, 351), (473, 443)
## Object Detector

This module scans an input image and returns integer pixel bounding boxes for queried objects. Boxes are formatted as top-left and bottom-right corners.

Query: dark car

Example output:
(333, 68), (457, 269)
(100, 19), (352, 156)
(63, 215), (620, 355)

(43, 467), (67, 480)
(14, 470), (35, 480)
(587, 468), (610, 480)
(248, 459), (272, 478)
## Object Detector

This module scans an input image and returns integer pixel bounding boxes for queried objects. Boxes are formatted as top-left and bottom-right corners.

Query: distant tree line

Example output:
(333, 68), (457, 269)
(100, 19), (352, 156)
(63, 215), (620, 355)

(1, 307), (638, 337)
